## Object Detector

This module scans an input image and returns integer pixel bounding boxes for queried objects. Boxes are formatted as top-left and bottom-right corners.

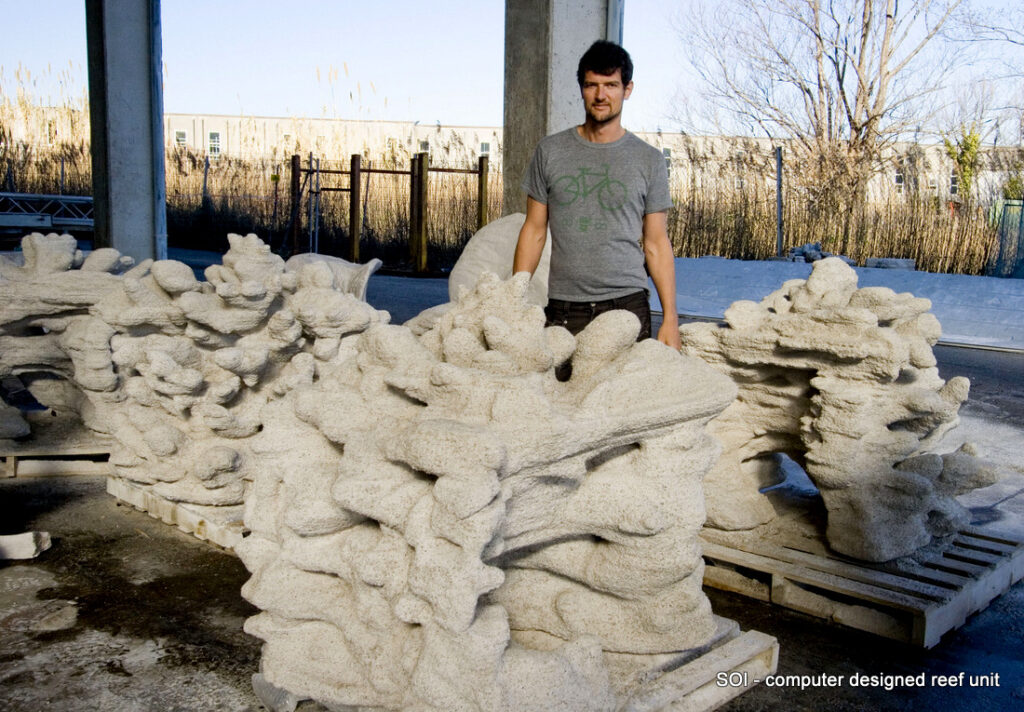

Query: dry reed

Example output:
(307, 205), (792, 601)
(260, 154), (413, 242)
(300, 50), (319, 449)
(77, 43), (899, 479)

(666, 154), (1003, 276)
(1, 78), (1008, 275)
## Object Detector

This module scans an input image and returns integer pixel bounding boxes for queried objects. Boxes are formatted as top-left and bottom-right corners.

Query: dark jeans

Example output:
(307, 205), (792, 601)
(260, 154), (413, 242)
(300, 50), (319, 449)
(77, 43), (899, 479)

(544, 290), (652, 340)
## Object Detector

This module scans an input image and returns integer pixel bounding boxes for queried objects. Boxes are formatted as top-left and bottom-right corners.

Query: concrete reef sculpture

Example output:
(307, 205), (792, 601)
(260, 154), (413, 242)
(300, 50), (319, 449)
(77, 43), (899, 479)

(0, 232), (385, 508)
(237, 272), (737, 711)
(681, 257), (998, 561)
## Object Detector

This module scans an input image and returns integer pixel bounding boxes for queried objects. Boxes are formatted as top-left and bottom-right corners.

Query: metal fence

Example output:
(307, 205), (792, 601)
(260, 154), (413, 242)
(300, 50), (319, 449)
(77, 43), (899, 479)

(0, 191), (94, 234)
(289, 152), (490, 272)
(990, 200), (1024, 277)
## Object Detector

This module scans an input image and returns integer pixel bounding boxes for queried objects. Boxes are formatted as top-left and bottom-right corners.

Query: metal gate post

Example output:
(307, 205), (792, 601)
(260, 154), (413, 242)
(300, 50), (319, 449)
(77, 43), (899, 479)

(349, 154), (361, 263)
(416, 152), (429, 272)
(477, 155), (489, 231)
(288, 153), (301, 255)
(409, 154), (420, 266)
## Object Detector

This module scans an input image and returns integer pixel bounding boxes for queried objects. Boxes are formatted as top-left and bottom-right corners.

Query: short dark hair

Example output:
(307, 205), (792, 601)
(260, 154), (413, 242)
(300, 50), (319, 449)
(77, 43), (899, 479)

(577, 40), (633, 87)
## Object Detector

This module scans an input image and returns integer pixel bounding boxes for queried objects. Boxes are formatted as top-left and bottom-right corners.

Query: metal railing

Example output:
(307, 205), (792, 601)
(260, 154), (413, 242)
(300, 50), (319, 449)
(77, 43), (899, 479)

(0, 192), (95, 232)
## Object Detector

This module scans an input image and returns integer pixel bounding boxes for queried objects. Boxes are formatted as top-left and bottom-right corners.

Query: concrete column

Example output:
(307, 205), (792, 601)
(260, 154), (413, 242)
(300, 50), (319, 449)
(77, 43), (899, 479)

(502, 0), (623, 215)
(86, 0), (167, 261)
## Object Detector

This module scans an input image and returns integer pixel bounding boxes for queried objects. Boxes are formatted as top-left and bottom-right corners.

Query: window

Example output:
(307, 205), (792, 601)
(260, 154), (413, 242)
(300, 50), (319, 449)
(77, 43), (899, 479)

(928, 177), (938, 194)
(283, 133), (292, 145)
(480, 142), (490, 155)
(47, 121), (57, 145)
(419, 140), (430, 153)
(894, 161), (905, 194)
(950, 169), (959, 195)
(208, 132), (221, 157)
(175, 130), (187, 147)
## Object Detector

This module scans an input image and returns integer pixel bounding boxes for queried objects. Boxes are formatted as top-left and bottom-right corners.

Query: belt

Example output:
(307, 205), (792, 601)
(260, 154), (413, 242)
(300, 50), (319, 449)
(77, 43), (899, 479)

(546, 289), (648, 311)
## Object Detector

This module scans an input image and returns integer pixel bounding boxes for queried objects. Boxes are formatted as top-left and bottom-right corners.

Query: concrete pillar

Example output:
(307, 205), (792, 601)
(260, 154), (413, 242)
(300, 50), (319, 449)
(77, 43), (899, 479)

(86, 0), (167, 261)
(502, 0), (623, 215)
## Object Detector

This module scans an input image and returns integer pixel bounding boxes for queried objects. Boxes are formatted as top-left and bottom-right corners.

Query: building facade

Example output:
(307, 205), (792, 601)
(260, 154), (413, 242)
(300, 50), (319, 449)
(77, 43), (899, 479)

(162, 113), (501, 170)
(5, 102), (1019, 204)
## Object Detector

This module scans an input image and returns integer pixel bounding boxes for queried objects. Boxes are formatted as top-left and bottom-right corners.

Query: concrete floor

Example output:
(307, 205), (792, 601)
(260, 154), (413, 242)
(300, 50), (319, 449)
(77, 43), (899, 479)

(2, 283), (1023, 711)
(0, 476), (263, 711)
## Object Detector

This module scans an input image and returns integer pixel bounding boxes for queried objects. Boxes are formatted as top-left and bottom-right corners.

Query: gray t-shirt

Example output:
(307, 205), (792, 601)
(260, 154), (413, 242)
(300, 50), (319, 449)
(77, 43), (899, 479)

(521, 127), (672, 301)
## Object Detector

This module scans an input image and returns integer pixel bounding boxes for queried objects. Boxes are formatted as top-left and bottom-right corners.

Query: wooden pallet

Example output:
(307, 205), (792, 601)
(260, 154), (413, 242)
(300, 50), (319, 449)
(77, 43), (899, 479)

(610, 616), (779, 712)
(253, 617), (776, 712)
(2, 445), (112, 477)
(106, 476), (247, 551)
(2, 403), (113, 477)
(700, 527), (1024, 648)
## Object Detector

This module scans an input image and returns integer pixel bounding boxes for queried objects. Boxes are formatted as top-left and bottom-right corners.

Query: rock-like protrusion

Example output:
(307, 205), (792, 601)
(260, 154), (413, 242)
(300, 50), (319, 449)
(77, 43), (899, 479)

(682, 257), (999, 561)
(0, 232), (388, 509)
(237, 271), (735, 710)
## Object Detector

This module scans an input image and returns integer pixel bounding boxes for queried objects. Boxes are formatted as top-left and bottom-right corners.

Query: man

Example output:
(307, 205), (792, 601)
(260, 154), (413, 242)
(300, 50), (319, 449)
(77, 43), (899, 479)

(513, 40), (681, 350)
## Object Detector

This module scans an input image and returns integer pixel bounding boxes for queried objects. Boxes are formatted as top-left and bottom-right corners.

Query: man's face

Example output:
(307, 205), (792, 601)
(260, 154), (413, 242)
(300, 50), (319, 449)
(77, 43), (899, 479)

(580, 69), (633, 125)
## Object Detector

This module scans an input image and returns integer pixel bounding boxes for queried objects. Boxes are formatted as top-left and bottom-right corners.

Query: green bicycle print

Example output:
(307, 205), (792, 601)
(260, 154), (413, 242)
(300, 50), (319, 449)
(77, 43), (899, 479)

(551, 165), (627, 211)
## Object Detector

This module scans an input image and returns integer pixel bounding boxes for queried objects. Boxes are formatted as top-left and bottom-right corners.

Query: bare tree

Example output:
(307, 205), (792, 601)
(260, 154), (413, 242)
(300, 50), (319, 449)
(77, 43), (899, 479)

(676, 0), (967, 245)
(959, 5), (1024, 51)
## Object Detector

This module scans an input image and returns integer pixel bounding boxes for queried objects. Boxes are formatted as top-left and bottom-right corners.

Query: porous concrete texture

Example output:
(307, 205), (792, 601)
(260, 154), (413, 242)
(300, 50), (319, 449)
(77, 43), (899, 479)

(2, 267), (1024, 711)
(405, 212), (550, 336)
(2, 328), (1023, 712)
(0, 232), (387, 511)
(283, 253), (382, 302)
(238, 271), (737, 710)
(681, 257), (1000, 561)
(653, 257), (1024, 348)
(448, 212), (551, 306)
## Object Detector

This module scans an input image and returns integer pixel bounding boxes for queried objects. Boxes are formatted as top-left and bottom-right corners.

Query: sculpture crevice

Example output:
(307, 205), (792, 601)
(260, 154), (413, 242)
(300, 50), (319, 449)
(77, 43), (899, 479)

(2, 232), (1003, 708)
(683, 257), (1002, 561)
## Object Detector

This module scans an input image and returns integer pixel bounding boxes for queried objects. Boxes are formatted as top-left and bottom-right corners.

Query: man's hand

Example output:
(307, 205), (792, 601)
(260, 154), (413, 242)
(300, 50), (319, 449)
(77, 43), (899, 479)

(642, 211), (681, 350)
(657, 318), (682, 350)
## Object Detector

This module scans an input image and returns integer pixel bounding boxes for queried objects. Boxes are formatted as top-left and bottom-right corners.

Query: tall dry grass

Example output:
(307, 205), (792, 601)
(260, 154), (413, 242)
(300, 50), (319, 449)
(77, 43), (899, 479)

(269, 151), (503, 269)
(1, 75), (1008, 275)
(666, 153), (1003, 276)
(0, 63), (91, 195)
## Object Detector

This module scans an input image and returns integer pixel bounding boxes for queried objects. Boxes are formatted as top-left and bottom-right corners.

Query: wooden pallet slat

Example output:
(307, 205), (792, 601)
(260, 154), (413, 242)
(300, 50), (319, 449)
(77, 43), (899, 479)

(952, 536), (1015, 556)
(913, 551), (988, 578)
(942, 544), (1004, 567)
(614, 619), (779, 712)
(890, 559), (982, 590)
(702, 541), (933, 613)
(700, 527), (1024, 648)
(657, 631), (778, 712)
(962, 527), (1022, 547)
(3, 449), (113, 478)
(106, 476), (246, 551)
(2, 418), (113, 478)
(706, 534), (955, 602)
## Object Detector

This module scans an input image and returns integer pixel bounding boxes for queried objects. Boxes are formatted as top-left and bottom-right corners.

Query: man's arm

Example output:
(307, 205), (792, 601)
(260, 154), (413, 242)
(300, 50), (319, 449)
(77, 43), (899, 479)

(642, 211), (681, 350)
(512, 196), (548, 275)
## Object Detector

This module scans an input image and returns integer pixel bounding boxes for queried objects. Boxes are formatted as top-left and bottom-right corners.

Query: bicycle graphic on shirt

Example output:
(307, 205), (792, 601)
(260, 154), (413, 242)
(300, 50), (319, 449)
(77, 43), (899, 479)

(551, 164), (627, 211)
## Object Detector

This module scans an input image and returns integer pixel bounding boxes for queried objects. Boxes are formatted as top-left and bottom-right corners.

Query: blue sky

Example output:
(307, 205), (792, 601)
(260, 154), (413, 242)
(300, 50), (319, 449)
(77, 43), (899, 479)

(0, 0), (685, 131)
